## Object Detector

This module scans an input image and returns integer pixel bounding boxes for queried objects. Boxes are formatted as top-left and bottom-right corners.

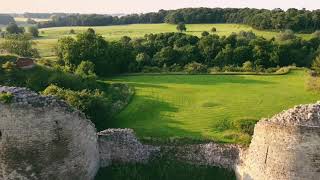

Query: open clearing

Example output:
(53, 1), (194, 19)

(105, 70), (320, 144)
(35, 23), (313, 58)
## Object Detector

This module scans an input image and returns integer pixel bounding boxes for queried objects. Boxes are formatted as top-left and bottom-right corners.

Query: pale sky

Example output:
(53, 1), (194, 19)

(0, 0), (319, 14)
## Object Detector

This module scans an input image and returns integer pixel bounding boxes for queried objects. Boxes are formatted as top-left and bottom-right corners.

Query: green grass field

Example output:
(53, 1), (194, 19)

(34, 23), (313, 58)
(105, 70), (320, 144)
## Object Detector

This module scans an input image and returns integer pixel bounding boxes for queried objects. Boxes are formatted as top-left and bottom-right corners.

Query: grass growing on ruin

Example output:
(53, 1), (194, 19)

(105, 70), (320, 145)
(35, 23), (313, 58)
(95, 160), (236, 180)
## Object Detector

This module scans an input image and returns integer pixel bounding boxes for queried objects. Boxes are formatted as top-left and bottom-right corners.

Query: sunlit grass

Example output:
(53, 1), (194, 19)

(105, 70), (320, 145)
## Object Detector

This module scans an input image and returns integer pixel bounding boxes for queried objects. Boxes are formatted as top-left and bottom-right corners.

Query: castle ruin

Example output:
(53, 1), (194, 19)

(0, 86), (319, 180)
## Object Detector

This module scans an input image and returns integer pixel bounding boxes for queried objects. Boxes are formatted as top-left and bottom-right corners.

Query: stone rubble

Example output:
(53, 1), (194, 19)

(266, 102), (320, 126)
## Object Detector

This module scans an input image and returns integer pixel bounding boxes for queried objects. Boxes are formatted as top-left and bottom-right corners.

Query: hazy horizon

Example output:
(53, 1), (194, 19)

(0, 0), (319, 14)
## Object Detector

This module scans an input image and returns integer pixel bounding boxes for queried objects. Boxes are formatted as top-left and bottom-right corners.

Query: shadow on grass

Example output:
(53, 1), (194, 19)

(108, 75), (274, 86)
(108, 95), (203, 139)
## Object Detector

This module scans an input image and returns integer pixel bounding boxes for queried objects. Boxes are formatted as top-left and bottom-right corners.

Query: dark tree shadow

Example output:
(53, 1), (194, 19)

(107, 95), (204, 139)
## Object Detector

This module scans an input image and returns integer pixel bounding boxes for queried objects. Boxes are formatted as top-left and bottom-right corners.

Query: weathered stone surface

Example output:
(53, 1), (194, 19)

(237, 103), (320, 180)
(98, 128), (242, 170)
(162, 143), (242, 169)
(98, 129), (160, 167)
(0, 86), (100, 180)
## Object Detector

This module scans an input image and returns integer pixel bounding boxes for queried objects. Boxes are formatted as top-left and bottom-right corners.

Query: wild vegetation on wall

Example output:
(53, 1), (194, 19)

(0, 54), (133, 130)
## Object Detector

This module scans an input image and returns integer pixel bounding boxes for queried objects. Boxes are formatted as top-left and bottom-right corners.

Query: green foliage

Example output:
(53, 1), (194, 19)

(142, 66), (162, 73)
(211, 27), (217, 33)
(242, 61), (254, 72)
(312, 30), (320, 39)
(43, 85), (111, 129)
(26, 18), (37, 24)
(69, 29), (76, 34)
(0, 64), (133, 130)
(277, 29), (297, 41)
(53, 29), (318, 76)
(233, 118), (258, 136)
(184, 62), (207, 74)
(0, 92), (14, 104)
(75, 61), (97, 79)
(176, 23), (187, 32)
(28, 26), (39, 37)
(1, 61), (16, 72)
(201, 31), (209, 36)
(0, 34), (39, 57)
(312, 55), (320, 73)
(6, 23), (24, 34)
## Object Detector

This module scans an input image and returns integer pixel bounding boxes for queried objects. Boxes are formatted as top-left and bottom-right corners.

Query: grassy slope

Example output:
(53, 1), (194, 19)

(105, 70), (320, 144)
(35, 23), (313, 58)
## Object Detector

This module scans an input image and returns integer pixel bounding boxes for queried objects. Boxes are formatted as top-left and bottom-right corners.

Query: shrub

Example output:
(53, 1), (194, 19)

(201, 31), (209, 36)
(169, 63), (182, 72)
(242, 61), (253, 72)
(0, 34), (39, 57)
(69, 29), (76, 34)
(0, 92), (14, 104)
(277, 29), (296, 41)
(211, 27), (217, 32)
(75, 61), (97, 79)
(1, 61), (16, 72)
(176, 23), (187, 32)
(184, 62), (207, 74)
(28, 26), (39, 37)
(307, 76), (320, 92)
(312, 55), (320, 73)
(43, 85), (112, 129)
(208, 66), (222, 73)
(233, 118), (258, 135)
(142, 66), (162, 73)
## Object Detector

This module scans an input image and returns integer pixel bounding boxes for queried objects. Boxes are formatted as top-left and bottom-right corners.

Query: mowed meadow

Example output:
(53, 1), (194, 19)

(105, 70), (320, 144)
(34, 23), (313, 58)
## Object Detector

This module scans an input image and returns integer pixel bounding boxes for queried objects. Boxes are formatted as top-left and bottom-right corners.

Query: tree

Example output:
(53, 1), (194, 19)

(27, 18), (37, 24)
(75, 61), (97, 79)
(184, 62), (207, 74)
(242, 61), (254, 72)
(6, 23), (24, 34)
(201, 31), (209, 36)
(312, 30), (320, 39)
(70, 29), (76, 34)
(277, 29), (296, 41)
(312, 55), (320, 73)
(136, 53), (151, 65)
(176, 23), (187, 32)
(211, 27), (217, 33)
(0, 34), (39, 57)
(28, 26), (39, 37)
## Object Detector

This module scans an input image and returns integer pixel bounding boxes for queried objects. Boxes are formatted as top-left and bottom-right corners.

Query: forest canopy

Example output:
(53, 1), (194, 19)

(38, 8), (320, 32)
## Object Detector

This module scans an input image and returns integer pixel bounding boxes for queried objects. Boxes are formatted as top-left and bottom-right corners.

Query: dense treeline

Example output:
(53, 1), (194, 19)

(38, 10), (168, 28)
(38, 8), (320, 32)
(55, 29), (320, 76)
(23, 13), (68, 19)
(0, 15), (15, 25)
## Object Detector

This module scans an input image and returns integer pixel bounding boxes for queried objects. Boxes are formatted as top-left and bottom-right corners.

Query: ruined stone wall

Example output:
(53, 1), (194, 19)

(162, 143), (241, 169)
(237, 104), (320, 180)
(98, 129), (160, 167)
(0, 86), (100, 180)
(98, 129), (241, 169)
